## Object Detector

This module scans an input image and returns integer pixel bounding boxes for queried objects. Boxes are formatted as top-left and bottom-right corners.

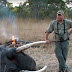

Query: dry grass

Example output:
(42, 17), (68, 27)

(0, 18), (52, 43)
(0, 18), (72, 72)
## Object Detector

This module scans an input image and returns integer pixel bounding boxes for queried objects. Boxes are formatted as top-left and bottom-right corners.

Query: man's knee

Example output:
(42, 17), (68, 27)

(56, 54), (63, 60)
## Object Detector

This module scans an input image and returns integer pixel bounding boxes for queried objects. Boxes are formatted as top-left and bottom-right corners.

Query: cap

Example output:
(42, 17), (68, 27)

(57, 10), (64, 15)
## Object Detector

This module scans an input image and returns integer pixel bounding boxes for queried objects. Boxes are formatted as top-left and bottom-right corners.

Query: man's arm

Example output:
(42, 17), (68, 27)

(45, 21), (54, 43)
(45, 32), (50, 44)
(69, 29), (72, 35)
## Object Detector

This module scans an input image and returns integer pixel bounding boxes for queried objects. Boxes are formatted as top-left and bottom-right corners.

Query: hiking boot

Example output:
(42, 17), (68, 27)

(58, 67), (70, 72)
(58, 69), (66, 72)
(65, 67), (70, 72)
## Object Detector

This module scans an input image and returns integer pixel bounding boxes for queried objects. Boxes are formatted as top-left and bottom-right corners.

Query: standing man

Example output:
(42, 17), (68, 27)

(45, 10), (72, 72)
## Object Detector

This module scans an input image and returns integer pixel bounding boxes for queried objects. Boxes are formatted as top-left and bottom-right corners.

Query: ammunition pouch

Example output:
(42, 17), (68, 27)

(59, 37), (64, 42)
(55, 32), (69, 42)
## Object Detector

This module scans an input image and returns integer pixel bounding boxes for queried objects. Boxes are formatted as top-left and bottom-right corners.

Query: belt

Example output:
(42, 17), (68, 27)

(55, 39), (69, 43)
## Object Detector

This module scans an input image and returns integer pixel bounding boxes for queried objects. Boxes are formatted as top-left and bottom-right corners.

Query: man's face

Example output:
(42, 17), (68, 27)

(57, 14), (64, 21)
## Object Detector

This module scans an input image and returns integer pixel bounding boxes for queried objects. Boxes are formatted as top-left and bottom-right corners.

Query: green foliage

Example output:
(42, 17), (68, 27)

(28, 0), (66, 19)
(0, 0), (7, 7)
(65, 7), (72, 19)
(12, 3), (32, 18)
(0, 7), (10, 18)
(0, 0), (67, 19)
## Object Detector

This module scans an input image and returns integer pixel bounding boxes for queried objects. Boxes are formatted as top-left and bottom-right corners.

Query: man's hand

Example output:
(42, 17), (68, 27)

(45, 40), (50, 44)
(69, 30), (72, 35)
(45, 32), (50, 44)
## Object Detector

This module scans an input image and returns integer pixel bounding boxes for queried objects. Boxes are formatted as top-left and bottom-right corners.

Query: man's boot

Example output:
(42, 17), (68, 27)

(65, 67), (70, 72)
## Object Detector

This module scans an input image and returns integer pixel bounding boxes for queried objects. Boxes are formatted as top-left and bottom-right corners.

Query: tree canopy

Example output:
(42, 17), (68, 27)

(0, 0), (72, 19)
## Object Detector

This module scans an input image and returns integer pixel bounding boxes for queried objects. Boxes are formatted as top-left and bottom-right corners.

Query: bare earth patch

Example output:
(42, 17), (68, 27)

(24, 42), (72, 72)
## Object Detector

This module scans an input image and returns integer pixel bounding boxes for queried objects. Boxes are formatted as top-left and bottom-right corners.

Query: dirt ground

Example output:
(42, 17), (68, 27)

(24, 40), (72, 72)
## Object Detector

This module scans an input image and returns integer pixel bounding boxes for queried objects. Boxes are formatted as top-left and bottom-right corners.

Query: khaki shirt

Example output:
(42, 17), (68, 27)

(45, 19), (72, 41)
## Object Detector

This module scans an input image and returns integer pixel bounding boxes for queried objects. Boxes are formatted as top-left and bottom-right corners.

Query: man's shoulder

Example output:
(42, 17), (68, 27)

(50, 20), (57, 24)
(52, 20), (57, 22)
(64, 19), (72, 23)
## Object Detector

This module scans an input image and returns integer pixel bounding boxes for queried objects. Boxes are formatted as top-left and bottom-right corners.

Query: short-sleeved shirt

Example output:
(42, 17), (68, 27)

(45, 19), (72, 41)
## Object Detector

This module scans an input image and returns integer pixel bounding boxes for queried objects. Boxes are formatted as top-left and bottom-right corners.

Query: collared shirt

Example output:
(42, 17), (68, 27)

(45, 19), (72, 41)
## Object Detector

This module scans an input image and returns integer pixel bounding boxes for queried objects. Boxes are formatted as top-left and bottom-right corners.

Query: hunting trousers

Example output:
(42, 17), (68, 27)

(55, 40), (69, 71)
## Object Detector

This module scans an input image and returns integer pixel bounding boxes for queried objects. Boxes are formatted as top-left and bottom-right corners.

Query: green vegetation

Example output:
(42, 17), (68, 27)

(0, 0), (72, 19)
